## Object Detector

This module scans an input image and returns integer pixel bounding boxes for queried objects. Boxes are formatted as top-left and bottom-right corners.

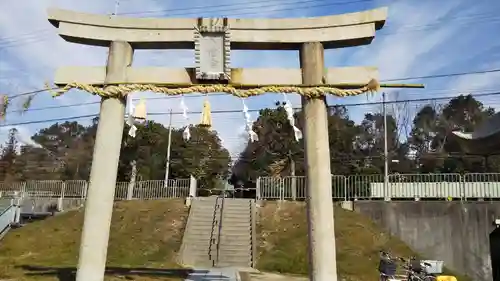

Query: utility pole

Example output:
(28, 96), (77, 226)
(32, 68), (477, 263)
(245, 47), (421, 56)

(113, 0), (120, 16)
(289, 149), (297, 201)
(382, 92), (389, 200)
(126, 160), (137, 200)
(164, 109), (173, 188)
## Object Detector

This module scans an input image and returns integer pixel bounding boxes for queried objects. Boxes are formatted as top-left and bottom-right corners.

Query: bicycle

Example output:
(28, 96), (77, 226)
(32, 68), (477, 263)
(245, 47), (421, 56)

(379, 251), (437, 281)
(379, 251), (406, 281)
(398, 256), (436, 281)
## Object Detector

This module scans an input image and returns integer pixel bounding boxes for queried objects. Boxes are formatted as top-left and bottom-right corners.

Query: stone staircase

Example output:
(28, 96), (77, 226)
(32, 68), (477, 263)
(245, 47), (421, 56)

(217, 198), (255, 268)
(179, 197), (257, 268)
(179, 196), (220, 267)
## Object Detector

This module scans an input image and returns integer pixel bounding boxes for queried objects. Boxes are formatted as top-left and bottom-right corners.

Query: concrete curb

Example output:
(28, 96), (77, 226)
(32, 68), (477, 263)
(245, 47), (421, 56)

(238, 271), (251, 281)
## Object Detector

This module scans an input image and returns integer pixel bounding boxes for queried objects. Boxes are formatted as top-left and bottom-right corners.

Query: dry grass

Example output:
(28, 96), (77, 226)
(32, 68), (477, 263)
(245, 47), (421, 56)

(0, 199), (190, 281)
(257, 201), (468, 281)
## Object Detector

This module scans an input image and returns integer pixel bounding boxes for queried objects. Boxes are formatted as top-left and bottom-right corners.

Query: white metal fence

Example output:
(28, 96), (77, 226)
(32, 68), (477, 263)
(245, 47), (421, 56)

(1, 173), (500, 203)
(256, 173), (500, 201)
(0, 178), (194, 202)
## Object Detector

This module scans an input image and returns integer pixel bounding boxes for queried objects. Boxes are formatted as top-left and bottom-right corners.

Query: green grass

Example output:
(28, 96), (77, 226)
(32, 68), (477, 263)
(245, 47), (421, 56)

(0, 199), (190, 281)
(257, 201), (469, 281)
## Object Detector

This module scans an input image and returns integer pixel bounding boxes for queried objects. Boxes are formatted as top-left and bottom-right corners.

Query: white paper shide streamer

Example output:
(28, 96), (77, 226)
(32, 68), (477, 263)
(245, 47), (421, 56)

(242, 99), (258, 142)
(180, 96), (191, 141)
(282, 94), (302, 141)
(126, 95), (137, 138)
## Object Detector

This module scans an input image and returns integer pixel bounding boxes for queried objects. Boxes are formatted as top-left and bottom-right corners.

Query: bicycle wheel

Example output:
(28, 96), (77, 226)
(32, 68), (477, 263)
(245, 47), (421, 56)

(424, 276), (436, 281)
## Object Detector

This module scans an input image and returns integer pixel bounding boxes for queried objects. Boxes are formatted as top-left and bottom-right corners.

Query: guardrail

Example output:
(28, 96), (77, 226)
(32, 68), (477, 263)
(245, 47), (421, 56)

(2, 173), (500, 202)
(0, 178), (195, 203)
(0, 199), (20, 240)
(256, 173), (500, 201)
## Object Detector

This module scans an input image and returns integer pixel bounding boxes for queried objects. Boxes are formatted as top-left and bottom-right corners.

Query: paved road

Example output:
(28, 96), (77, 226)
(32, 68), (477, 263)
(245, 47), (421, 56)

(184, 267), (240, 281)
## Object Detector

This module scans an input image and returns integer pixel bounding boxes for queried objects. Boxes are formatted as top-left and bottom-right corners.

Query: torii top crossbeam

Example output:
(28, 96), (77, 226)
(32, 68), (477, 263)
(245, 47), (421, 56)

(48, 7), (387, 50)
(47, 8), (395, 90)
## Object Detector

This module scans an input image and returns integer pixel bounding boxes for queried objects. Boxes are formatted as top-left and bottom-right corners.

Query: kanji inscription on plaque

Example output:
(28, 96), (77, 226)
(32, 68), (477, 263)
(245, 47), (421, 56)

(194, 22), (231, 81)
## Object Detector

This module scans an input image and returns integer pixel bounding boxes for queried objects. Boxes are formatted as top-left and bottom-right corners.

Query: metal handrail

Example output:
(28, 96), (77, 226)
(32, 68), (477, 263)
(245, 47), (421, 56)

(250, 200), (257, 267)
(215, 191), (226, 266)
(0, 202), (16, 239)
(208, 196), (220, 265)
(0, 203), (14, 217)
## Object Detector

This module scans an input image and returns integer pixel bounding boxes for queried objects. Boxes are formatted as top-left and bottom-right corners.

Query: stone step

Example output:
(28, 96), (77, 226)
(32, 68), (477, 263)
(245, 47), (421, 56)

(188, 215), (217, 222)
(183, 232), (214, 240)
(217, 256), (251, 265)
(219, 236), (251, 244)
(220, 213), (250, 219)
(185, 229), (215, 236)
(185, 224), (214, 231)
(222, 204), (251, 209)
(218, 248), (251, 255)
(191, 204), (218, 210)
(220, 226), (251, 233)
(220, 220), (250, 227)
(187, 220), (217, 227)
(219, 243), (251, 249)
(189, 216), (217, 222)
(190, 208), (219, 214)
(194, 211), (246, 218)
(218, 231), (251, 238)
(188, 235), (249, 245)
(219, 242), (252, 249)
(218, 254), (252, 262)
(186, 225), (216, 232)
(183, 233), (252, 245)
(223, 215), (250, 219)
(183, 236), (215, 245)
(217, 255), (252, 265)
(216, 261), (252, 268)
(189, 212), (219, 217)
(190, 209), (220, 215)
(186, 226), (216, 233)
(222, 213), (250, 218)
(186, 245), (210, 256)
(190, 259), (215, 268)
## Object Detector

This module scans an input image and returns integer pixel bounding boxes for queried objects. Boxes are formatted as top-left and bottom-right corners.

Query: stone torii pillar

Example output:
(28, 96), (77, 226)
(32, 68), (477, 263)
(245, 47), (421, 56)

(47, 7), (388, 281)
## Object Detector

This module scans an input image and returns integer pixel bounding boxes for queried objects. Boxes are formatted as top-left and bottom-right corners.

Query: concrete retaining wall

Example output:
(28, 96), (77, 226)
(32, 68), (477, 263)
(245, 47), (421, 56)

(354, 201), (500, 281)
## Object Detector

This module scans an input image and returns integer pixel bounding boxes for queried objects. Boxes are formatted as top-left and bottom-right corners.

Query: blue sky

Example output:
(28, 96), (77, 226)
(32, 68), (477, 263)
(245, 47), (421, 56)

(0, 0), (500, 157)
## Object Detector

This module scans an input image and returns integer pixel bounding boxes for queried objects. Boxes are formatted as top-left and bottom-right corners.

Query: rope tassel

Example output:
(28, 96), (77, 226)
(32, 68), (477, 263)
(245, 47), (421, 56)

(242, 99), (258, 142)
(133, 98), (147, 120)
(180, 95), (190, 141)
(126, 95), (137, 138)
(199, 97), (212, 128)
(282, 94), (302, 142)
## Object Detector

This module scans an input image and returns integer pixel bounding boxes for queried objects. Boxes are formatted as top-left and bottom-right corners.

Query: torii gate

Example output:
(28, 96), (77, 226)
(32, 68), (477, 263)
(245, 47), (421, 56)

(46, 7), (422, 281)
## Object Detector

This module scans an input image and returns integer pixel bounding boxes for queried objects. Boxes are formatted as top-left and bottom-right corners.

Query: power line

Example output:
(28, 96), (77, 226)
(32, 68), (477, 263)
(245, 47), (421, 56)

(382, 68), (500, 82)
(1, 0), (370, 49)
(0, 114), (98, 127)
(120, 0), (373, 16)
(2, 90), (500, 128)
(4, 67), (500, 114)
(1, 2), (499, 50)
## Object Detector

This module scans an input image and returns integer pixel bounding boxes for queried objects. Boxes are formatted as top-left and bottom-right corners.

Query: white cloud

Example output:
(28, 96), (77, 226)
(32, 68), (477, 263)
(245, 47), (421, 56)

(0, 126), (41, 154)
